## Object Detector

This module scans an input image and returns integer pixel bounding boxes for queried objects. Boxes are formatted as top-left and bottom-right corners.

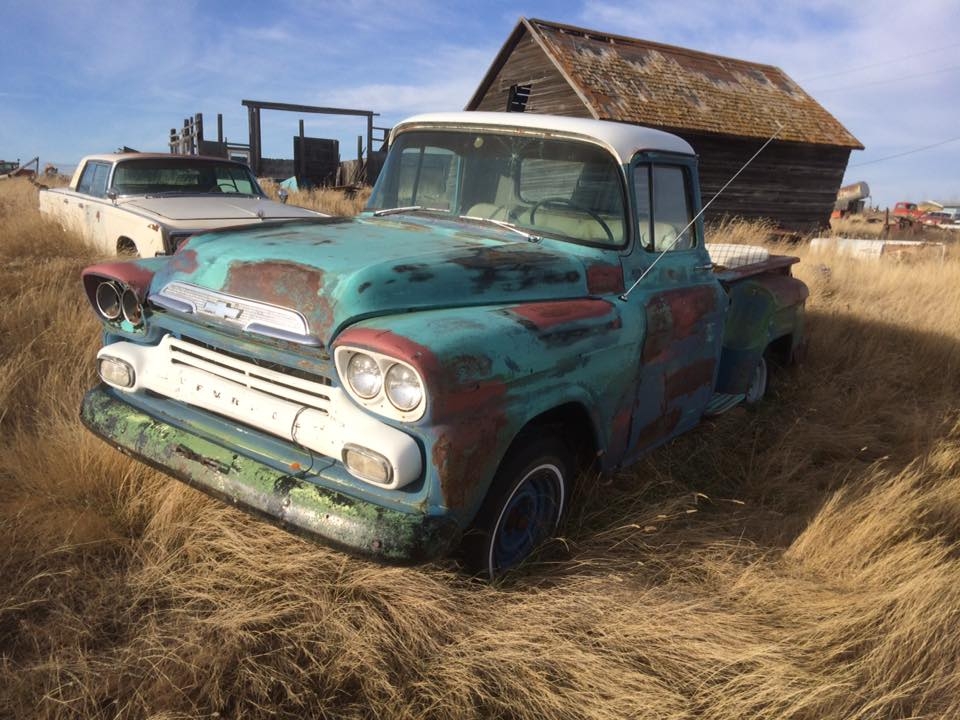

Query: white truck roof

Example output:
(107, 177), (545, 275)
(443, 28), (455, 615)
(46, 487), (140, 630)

(393, 111), (695, 166)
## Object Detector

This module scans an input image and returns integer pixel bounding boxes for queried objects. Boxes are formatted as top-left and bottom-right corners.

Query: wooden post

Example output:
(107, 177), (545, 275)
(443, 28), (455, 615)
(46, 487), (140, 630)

(298, 119), (306, 186)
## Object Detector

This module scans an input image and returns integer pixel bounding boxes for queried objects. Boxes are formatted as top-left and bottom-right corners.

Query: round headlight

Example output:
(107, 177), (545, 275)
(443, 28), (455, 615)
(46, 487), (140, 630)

(347, 353), (382, 399)
(95, 281), (122, 320)
(121, 287), (143, 326)
(385, 363), (422, 411)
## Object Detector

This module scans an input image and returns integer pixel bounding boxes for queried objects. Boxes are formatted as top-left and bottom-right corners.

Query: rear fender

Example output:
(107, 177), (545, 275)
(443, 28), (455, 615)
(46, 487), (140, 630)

(716, 274), (808, 394)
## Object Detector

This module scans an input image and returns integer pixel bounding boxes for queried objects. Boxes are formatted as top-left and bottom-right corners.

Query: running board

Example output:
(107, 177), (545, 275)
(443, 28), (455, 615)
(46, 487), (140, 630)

(704, 392), (745, 417)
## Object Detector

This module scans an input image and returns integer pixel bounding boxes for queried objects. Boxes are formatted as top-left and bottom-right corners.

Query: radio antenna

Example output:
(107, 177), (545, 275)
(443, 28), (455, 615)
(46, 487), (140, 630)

(620, 123), (783, 302)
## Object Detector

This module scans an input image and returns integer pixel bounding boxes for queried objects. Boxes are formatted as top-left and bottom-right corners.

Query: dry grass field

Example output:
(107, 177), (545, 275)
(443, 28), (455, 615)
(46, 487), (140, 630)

(2, 176), (960, 719)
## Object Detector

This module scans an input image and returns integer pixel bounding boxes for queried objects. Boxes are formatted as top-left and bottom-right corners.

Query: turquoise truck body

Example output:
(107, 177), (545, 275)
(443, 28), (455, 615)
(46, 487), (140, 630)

(79, 112), (808, 575)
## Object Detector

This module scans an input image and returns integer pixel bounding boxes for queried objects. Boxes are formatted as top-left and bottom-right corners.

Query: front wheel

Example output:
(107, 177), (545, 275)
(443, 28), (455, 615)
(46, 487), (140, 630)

(461, 436), (571, 580)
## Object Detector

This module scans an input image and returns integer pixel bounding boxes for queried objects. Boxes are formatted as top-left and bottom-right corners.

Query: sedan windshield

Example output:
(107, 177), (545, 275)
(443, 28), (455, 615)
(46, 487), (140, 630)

(111, 158), (264, 196)
(367, 129), (627, 247)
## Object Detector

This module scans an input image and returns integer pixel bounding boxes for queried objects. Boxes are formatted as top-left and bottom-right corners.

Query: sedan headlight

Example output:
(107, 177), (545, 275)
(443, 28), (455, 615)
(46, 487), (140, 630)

(385, 363), (422, 411)
(347, 352), (382, 398)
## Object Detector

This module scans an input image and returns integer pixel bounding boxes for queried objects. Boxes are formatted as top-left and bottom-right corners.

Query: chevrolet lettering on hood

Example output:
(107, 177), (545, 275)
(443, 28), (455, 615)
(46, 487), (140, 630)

(78, 111), (809, 580)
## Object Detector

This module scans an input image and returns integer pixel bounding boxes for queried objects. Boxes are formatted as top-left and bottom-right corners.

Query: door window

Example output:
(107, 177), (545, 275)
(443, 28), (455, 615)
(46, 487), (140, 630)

(633, 163), (696, 252)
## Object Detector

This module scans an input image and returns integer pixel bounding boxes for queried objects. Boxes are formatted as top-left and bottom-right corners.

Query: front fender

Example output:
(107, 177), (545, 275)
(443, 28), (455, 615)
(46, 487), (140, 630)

(333, 298), (640, 522)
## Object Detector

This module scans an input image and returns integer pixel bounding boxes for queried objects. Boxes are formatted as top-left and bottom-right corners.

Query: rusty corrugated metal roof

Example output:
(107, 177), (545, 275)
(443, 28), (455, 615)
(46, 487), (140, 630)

(521, 18), (863, 149)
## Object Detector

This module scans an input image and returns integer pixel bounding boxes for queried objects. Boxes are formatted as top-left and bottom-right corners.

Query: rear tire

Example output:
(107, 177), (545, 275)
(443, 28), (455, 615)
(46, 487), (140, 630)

(744, 354), (768, 405)
(461, 435), (571, 580)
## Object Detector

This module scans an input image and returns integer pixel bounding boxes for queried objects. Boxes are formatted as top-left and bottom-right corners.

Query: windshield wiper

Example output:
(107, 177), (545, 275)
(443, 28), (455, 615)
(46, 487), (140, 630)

(460, 215), (542, 243)
(372, 205), (424, 217)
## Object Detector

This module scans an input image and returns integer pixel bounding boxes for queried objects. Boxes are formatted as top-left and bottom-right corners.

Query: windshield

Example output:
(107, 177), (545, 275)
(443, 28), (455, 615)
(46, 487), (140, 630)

(111, 158), (264, 196)
(367, 129), (627, 247)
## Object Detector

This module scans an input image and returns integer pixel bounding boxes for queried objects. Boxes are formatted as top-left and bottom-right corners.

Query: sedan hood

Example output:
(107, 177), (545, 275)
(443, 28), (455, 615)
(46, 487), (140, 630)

(151, 215), (606, 345)
(121, 195), (321, 221)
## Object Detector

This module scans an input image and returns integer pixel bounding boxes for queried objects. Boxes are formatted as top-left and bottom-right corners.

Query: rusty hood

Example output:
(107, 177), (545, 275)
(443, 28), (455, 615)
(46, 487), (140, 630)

(150, 215), (609, 345)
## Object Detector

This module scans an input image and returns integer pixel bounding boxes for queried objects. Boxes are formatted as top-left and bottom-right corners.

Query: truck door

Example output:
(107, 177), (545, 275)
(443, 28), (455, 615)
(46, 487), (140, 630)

(623, 159), (726, 460)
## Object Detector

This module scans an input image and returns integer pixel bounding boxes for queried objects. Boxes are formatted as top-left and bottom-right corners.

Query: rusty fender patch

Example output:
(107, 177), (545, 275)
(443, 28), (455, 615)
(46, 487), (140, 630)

(225, 260), (333, 335)
(82, 260), (156, 302)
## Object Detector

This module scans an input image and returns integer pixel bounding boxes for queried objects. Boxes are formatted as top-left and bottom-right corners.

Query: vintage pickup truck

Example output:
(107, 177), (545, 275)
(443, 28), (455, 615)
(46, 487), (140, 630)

(79, 112), (808, 578)
(40, 153), (321, 257)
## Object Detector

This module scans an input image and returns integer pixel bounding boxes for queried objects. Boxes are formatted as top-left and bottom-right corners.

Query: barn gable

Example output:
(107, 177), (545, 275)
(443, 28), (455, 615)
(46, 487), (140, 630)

(467, 18), (863, 232)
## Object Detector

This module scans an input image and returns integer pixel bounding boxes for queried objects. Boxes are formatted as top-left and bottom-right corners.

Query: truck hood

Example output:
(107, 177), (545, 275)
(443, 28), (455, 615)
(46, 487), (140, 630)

(120, 195), (320, 221)
(151, 216), (607, 345)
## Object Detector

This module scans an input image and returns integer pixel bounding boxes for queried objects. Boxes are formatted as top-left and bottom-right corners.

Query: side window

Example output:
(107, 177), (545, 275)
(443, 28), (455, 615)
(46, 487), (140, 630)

(633, 164), (652, 250)
(652, 165), (695, 251)
(77, 162), (110, 197)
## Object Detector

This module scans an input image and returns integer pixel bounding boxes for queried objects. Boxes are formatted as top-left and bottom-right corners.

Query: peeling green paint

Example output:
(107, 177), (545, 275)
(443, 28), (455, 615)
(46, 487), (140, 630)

(80, 386), (459, 562)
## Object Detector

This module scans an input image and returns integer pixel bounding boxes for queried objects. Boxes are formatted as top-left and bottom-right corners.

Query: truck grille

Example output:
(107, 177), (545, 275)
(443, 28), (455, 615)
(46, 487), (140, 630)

(168, 336), (333, 413)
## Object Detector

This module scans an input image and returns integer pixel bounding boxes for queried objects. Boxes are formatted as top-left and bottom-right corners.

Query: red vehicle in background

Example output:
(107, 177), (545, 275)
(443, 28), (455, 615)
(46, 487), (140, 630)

(919, 211), (951, 226)
(893, 202), (923, 219)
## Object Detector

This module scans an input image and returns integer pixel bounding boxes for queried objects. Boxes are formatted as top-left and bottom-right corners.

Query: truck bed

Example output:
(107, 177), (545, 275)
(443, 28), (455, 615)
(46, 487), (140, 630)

(705, 243), (799, 283)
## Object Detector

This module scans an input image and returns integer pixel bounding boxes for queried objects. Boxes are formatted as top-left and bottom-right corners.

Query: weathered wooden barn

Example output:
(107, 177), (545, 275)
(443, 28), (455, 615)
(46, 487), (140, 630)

(466, 18), (863, 232)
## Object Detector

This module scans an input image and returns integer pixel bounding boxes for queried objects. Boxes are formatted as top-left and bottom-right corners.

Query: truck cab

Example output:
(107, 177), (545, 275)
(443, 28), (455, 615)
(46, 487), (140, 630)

(79, 112), (808, 578)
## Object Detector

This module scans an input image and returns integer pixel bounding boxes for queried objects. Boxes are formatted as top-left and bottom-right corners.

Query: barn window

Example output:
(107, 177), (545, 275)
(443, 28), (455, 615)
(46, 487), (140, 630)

(506, 84), (532, 112)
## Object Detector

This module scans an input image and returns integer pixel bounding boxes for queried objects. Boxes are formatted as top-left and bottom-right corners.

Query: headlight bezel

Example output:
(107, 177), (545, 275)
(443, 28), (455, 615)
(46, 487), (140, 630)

(335, 346), (426, 421)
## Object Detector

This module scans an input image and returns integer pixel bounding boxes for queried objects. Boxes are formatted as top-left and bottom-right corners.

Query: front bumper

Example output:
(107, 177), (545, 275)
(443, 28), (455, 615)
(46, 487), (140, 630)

(80, 385), (459, 563)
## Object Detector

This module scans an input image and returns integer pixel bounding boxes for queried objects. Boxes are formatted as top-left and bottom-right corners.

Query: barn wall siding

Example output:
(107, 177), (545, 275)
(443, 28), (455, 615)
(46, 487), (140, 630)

(683, 134), (850, 231)
(472, 34), (591, 117)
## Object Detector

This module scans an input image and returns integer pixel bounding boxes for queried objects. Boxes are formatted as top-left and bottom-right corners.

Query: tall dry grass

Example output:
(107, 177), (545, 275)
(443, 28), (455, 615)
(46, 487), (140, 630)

(3, 176), (960, 718)
(259, 179), (371, 216)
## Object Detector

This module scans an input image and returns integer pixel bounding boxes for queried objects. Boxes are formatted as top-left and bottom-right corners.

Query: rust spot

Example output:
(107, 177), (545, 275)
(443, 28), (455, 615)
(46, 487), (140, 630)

(81, 261), (155, 304)
(449, 354), (493, 384)
(642, 286), (718, 362)
(171, 248), (198, 274)
(509, 299), (615, 331)
(335, 327), (443, 379)
(225, 261), (332, 333)
(664, 358), (715, 400)
(586, 263), (624, 295)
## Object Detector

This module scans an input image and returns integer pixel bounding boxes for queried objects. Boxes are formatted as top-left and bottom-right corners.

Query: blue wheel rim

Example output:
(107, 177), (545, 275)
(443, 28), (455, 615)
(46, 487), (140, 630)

(491, 463), (563, 574)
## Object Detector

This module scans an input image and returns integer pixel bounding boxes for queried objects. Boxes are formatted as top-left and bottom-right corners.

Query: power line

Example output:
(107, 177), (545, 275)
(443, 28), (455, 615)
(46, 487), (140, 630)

(811, 63), (960, 94)
(800, 41), (960, 82)
(849, 135), (960, 167)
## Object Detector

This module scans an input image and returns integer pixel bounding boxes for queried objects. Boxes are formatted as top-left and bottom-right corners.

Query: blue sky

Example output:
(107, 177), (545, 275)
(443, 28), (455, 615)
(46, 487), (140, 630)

(2, 0), (959, 208)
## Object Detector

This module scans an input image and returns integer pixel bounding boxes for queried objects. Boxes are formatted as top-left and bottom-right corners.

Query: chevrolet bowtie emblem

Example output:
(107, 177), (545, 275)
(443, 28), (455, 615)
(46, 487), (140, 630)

(202, 300), (243, 320)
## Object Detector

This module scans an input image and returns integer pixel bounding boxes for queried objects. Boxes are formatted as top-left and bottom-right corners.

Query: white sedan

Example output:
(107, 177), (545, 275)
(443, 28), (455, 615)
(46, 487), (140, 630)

(39, 153), (323, 256)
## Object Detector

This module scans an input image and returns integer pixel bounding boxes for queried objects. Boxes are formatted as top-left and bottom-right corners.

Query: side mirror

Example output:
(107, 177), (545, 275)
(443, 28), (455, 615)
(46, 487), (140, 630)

(106, 188), (119, 203)
(278, 188), (289, 204)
